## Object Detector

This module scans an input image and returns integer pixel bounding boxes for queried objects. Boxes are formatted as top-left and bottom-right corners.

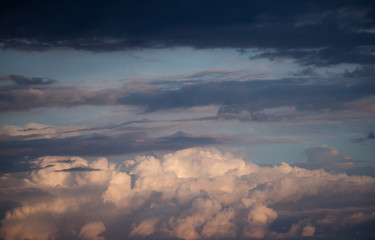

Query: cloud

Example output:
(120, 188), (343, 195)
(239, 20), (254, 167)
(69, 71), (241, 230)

(345, 96), (375, 112)
(0, 120), (153, 140)
(54, 167), (102, 172)
(120, 79), (375, 115)
(244, 204), (278, 238)
(291, 67), (318, 77)
(251, 46), (375, 66)
(1, 1), (374, 65)
(342, 65), (375, 79)
(0, 127), (220, 173)
(0, 122), (92, 140)
(368, 130), (375, 140)
(297, 145), (375, 177)
(301, 224), (315, 237)
(298, 145), (363, 172)
(0, 147), (374, 240)
(151, 69), (270, 85)
(0, 85), (122, 111)
(352, 130), (375, 143)
(1, 72), (375, 120)
(129, 218), (158, 238)
(79, 221), (106, 240)
(0, 74), (56, 86)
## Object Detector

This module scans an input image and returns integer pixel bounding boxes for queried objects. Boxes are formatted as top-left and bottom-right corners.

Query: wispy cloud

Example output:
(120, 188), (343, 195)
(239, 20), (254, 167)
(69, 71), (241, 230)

(352, 130), (375, 143)
(0, 74), (56, 86)
(2, 74), (374, 122)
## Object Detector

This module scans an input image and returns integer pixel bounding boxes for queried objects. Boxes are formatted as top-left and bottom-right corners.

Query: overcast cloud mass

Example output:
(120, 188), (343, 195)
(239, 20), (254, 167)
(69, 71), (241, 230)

(0, 1), (374, 239)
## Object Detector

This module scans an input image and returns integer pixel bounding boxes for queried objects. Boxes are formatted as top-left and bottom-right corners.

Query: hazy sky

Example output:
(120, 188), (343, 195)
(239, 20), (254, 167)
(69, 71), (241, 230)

(0, 1), (375, 239)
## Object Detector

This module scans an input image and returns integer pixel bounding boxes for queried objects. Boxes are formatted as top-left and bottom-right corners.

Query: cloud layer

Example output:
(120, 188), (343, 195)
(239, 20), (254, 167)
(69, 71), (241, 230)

(1, 148), (374, 240)
(1, 74), (375, 118)
(1, 1), (375, 66)
(0, 122), (219, 173)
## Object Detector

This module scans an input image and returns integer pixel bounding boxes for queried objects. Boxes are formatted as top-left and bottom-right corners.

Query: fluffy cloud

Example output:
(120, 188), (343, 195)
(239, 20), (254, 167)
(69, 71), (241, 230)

(79, 221), (106, 240)
(26, 156), (112, 188)
(0, 147), (374, 240)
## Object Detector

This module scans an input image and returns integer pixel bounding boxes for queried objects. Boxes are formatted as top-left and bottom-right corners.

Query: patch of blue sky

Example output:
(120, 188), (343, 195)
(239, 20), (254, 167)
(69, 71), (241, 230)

(0, 47), (304, 88)
(0, 105), (111, 126)
(244, 143), (306, 165)
(306, 122), (375, 165)
(0, 49), (140, 85)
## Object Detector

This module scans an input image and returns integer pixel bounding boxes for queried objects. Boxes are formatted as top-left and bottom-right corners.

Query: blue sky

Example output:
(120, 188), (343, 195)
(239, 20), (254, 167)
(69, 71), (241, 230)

(1, 47), (372, 165)
(0, 1), (374, 239)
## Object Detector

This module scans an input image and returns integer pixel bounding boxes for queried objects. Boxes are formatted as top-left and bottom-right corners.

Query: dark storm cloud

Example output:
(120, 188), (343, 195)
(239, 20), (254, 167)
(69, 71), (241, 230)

(251, 47), (375, 66)
(0, 131), (219, 173)
(1, 0), (375, 65)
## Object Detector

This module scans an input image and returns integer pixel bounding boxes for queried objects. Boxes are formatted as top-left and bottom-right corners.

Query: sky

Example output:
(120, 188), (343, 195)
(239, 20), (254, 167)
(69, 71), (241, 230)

(0, 0), (375, 239)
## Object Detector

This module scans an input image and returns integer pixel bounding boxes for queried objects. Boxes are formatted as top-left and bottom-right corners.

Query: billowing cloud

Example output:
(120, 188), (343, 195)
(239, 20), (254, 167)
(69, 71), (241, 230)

(1, 147), (374, 240)
(79, 221), (106, 240)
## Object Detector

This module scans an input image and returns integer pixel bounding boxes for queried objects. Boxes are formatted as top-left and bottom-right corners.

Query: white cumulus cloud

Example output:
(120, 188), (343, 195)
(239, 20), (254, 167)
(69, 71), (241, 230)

(0, 147), (374, 240)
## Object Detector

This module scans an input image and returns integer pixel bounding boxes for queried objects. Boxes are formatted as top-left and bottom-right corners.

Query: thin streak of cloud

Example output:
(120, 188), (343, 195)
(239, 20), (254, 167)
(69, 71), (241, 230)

(0, 74), (56, 86)
(352, 130), (375, 143)
(1, 73), (374, 120)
